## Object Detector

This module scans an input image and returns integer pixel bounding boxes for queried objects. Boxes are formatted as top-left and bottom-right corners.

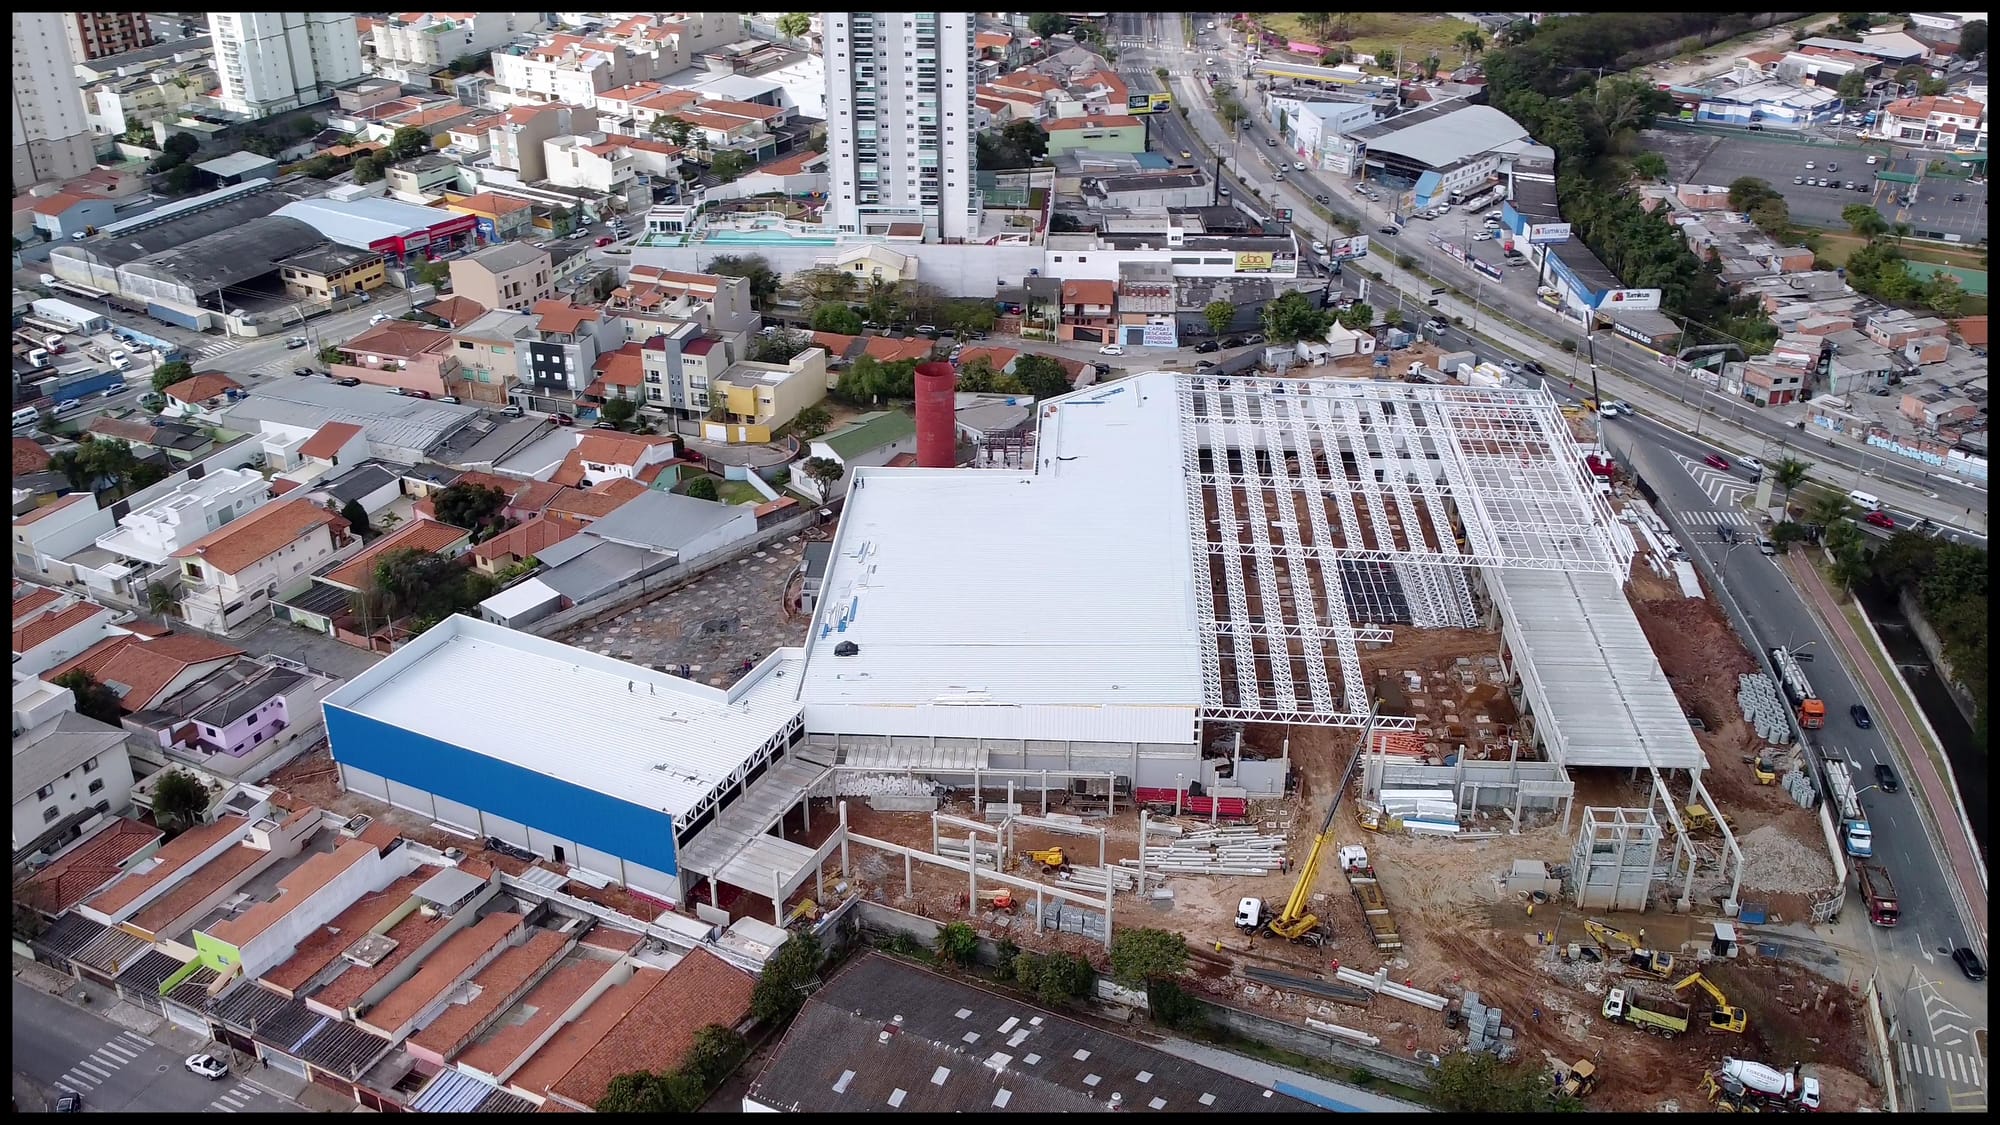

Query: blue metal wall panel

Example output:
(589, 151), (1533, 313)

(323, 705), (679, 877)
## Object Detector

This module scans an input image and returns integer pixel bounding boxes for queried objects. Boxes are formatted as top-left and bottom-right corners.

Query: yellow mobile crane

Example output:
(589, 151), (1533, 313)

(1261, 705), (1377, 945)
(1674, 971), (1749, 1034)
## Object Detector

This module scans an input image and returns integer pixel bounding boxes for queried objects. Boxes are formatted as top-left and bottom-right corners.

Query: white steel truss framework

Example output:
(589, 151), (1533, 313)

(1177, 374), (1630, 730)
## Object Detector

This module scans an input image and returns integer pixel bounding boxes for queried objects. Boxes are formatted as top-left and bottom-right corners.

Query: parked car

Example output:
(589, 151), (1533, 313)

(1180, 149), (1192, 159)
(1315, 193), (1331, 204)
(185, 1054), (229, 1080)
(1864, 510), (1896, 529)
(500, 403), (524, 417)
(552, 412), (575, 426)
(595, 236), (614, 247)
(1266, 136), (1278, 146)
(1873, 763), (1899, 793)
(369, 312), (392, 325)
(1500, 358), (1522, 373)
(402, 388), (433, 400)
(1472, 231), (1493, 241)
(1310, 240), (1327, 254)
(1194, 360), (1217, 370)
(1850, 703), (1873, 729)
(293, 367), (315, 377)
(1523, 361), (1549, 377)
(1703, 453), (1730, 470)
(1793, 176), (1805, 185)
(335, 377), (361, 387)
(1294, 161), (1307, 171)
(1097, 343), (1125, 356)
(1218, 184), (1231, 196)
(1194, 340), (1220, 353)
(592, 420), (619, 429)
(56, 1094), (82, 1113)
(682, 448), (704, 463)
(1377, 225), (1399, 236)
(1221, 336), (1246, 348)
(1952, 946), (1986, 982)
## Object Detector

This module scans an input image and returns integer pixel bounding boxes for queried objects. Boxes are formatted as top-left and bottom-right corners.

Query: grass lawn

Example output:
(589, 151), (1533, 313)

(1811, 229), (1989, 273)
(715, 479), (765, 506)
(1259, 13), (1481, 68)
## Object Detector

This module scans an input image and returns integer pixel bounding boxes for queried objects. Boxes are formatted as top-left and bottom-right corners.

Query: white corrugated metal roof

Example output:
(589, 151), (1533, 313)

(798, 378), (1204, 728)
(1490, 568), (1708, 772)
(324, 616), (804, 821)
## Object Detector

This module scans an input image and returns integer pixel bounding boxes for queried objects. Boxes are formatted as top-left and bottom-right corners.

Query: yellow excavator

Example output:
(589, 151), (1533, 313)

(1022, 847), (1070, 873)
(1675, 971), (1749, 1034)
(1583, 919), (1675, 978)
(1262, 705), (1378, 945)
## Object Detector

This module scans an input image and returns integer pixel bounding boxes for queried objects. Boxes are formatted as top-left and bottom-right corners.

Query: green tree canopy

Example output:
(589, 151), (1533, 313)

(54, 670), (125, 725)
(1108, 927), (1190, 984)
(750, 930), (823, 1023)
(775, 13), (811, 39)
(1432, 1052), (1575, 1111)
(708, 254), (781, 309)
(835, 355), (920, 402)
(791, 403), (832, 438)
(1630, 152), (1668, 182)
(684, 476), (721, 501)
(801, 456), (844, 488)
(811, 303), (864, 334)
(1263, 290), (1331, 344)
(1204, 300), (1236, 337)
(600, 398), (638, 427)
(150, 767), (209, 827)
(1011, 354), (1073, 399)
(749, 327), (813, 364)
(433, 482), (507, 531)
(710, 150), (755, 182)
(1028, 13), (1068, 39)
(152, 360), (195, 394)
(1336, 302), (1375, 330)
(340, 499), (371, 537)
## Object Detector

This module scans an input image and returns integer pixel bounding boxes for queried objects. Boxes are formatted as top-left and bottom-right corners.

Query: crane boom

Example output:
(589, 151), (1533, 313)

(1268, 704), (1375, 941)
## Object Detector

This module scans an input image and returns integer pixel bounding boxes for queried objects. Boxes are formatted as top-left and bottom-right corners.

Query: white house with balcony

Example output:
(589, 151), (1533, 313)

(12, 684), (136, 857)
(370, 12), (543, 79)
(544, 133), (636, 194)
(92, 468), (273, 569)
(172, 498), (360, 634)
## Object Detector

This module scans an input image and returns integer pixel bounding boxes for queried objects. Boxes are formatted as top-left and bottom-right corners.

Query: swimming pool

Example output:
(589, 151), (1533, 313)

(699, 228), (839, 245)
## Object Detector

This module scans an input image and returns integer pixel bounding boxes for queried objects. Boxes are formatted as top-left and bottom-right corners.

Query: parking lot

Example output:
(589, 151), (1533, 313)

(1642, 129), (1989, 243)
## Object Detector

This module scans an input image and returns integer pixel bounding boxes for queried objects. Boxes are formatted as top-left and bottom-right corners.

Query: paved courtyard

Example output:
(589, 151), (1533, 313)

(554, 535), (814, 687)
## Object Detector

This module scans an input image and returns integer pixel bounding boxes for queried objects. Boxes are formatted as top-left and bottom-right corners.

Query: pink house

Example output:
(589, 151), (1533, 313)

(329, 321), (463, 398)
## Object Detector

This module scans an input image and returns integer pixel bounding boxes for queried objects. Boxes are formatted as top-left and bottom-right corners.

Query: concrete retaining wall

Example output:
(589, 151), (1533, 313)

(1195, 1000), (1438, 1088)
(1895, 588), (1979, 726)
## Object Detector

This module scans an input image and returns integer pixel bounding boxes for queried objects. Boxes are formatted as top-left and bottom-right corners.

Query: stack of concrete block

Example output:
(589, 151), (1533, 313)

(1460, 991), (1517, 1060)
(1781, 768), (1819, 808)
(1737, 674), (1792, 744)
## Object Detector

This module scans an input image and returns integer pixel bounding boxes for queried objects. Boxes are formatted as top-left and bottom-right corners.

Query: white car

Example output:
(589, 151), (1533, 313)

(1310, 240), (1327, 254)
(1501, 358), (1523, 373)
(1294, 161), (1306, 171)
(185, 1054), (229, 1080)
(1098, 344), (1125, 356)
(369, 312), (392, 325)
(1471, 231), (1493, 241)
(1804, 161), (1815, 170)
(1865, 155), (1878, 165)
(1205, 57), (1215, 65)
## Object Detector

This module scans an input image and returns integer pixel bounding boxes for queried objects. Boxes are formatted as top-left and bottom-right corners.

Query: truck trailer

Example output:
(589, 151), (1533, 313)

(1855, 862), (1899, 926)
(1602, 987), (1690, 1036)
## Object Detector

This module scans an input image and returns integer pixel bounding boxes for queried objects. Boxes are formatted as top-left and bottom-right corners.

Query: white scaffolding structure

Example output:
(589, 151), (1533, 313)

(1177, 374), (1632, 730)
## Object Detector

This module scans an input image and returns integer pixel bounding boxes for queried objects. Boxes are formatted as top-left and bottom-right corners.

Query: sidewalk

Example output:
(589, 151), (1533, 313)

(1780, 553), (1988, 943)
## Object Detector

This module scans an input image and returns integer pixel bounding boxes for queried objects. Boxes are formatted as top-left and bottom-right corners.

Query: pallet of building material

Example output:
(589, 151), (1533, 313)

(1240, 966), (1373, 1006)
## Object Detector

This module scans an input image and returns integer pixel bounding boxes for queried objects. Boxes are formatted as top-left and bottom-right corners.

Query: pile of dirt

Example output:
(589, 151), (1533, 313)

(1732, 825), (1838, 893)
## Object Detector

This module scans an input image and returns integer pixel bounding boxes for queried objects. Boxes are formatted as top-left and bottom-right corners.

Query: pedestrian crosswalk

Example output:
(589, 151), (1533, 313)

(189, 340), (243, 360)
(209, 1079), (268, 1113)
(1899, 1039), (1986, 1088)
(1675, 508), (1757, 527)
(55, 1030), (150, 1094)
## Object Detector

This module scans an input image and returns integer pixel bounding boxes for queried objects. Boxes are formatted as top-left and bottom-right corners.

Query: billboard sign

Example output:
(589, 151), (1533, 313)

(1329, 235), (1370, 260)
(1471, 257), (1504, 282)
(1600, 288), (1663, 312)
(1526, 222), (1573, 244)
(1141, 319), (1179, 348)
(1234, 251), (1275, 274)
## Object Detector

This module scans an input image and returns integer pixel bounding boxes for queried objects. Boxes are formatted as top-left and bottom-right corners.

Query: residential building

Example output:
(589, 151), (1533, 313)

(208, 12), (366, 118)
(801, 411), (918, 501)
(161, 372), (245, 423)
(122, 655), (333, 766)
(451, 243), (553, 312)
(581, 341), (647, 407)
(13, 13), (98, 186)
(92, 467), (273, 570)
(198, 832), (419, 981)
(12, 816), (161, 919)
(450, 308), (539, 405)
(1044, 114), (1147, 155)
(823, 12), (980, 241)
(638, 325), (720, 419)
(532, 948), (756, 1111)
(382, 153), (463, 202)
(710, 349), (830, 440)
(172, 498), (358, 633)
(487, 102), (576, 182)
(13, 708), (137, 856)
(542, 134), (637, 195)
(15, 495), (113, 579)
(744, 953), (1314, 1113)
(1876, 94), (1987, 148)
(13, 583), (117, 677)
(547, 431), (680, 490)
(63, 12), (155, 61)
(522, 299), (619, 407)
(470, 514), (577, 576)
(85, 60), (216, 138)
(42, 630), (245, 714)
(611, 266), (761, 341)
(327, 320), (463, 399)
(1736, 360), (1807, 406)
(370, 12), (542, 75)
(218, 380), (481, 466)
(487, 14), (736, 108)
(1057, 278), (1117, 342)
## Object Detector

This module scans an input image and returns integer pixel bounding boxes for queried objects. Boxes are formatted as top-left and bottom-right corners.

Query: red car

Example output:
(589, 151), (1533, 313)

(1864, 511), (1895, 529)
(595, 236), (615, 247)
(1703, 453), (1730, 470)
(551, 412), (575, 427)
(681, 448), (704, 463)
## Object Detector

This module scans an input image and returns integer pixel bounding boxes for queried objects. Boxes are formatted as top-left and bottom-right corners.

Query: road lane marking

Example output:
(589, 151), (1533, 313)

(119, 1031), (152, 1047)
(65, 1068), (101, 1086)
(76, 1059), (111, 1078)
(220, 1093), (245, 1106)
(1950, 1051), (1964, 1082)
(100, 1041), (136, 1060)
(1900, 1040), (1912, 1073)
(92, 1049), (126, 1067)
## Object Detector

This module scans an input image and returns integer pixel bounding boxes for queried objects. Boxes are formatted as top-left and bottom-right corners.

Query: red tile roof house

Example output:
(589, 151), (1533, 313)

(450, 925), (637, 1081)
(522, 947), (756, 1111)
(547, 431), (681, 489)
(13, 583), (116, 676)
(330, 321), (466, 399)
(161, 372), (245, 423)
(260, 870), (434, 1000)
(471, 514), (579, 576)
(198, 833), (422, 982)
(76, 804), (320, 943)
(12, 817), (163, 919)
(170, 498), (358, 634)
(43, 631), (245, 714)
(375, 919), (570, 1053)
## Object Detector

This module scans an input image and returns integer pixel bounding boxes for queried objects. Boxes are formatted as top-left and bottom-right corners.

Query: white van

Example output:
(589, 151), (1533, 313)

(12, 406), (41, 428)
(1846, 489), (1881, 511)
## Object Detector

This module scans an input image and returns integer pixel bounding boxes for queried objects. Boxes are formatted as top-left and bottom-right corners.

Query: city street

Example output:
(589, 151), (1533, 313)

(1136, 12), (1986, 537)
(11, 976), (299, 1115)
(1609, 416), (1988, 1113)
